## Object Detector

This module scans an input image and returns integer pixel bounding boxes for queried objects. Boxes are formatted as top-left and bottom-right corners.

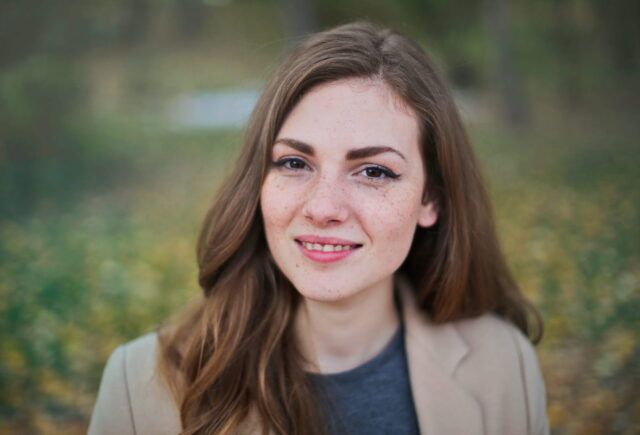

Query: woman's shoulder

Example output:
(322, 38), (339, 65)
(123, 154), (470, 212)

(450, 312), (543, 385)
(452, 313), (549, 435)
(119, 332), (162, 376)
(452, 312), (545, 385)
(454, 312), (537, 356)
(88, 332), (181, 435)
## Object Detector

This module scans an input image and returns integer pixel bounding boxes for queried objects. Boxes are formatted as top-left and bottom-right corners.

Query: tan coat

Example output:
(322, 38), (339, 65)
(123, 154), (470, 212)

(88, 277), (549, 435)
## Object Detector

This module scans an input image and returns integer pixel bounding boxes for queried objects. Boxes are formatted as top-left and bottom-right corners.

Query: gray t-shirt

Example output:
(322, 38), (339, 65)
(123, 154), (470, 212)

(307, 324), (421, 435)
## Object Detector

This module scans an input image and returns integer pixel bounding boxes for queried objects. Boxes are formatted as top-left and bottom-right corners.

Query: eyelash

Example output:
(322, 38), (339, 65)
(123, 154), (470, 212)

(271, 157), (400, 181)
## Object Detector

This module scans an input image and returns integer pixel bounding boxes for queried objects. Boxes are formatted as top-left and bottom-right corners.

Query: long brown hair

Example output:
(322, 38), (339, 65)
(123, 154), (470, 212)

(158, 21), (543, 435)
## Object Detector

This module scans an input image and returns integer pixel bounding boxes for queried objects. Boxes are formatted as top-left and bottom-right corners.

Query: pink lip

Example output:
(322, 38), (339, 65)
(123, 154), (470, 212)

(296, 241), (359, 263)
(294, 235), (362, 264)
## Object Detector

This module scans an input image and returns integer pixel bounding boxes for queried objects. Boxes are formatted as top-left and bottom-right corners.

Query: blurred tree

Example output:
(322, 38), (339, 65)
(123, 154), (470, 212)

(549, 0), (586, 106)
(485, 0), (529, 128)
(0, 0), (140, 219)
(593, 0), (640, 74)
(278, 0), (318, 40)
(120, 0), (151, 45)
(0, 1), (50, 67)
(175, 0), (211, 40)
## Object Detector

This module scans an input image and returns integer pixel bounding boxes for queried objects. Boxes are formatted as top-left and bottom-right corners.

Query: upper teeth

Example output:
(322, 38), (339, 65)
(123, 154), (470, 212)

(301, 242), (355, 252)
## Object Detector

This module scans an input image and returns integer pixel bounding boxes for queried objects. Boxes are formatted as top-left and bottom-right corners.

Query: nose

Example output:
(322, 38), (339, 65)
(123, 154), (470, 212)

(302, 176), (350, 226)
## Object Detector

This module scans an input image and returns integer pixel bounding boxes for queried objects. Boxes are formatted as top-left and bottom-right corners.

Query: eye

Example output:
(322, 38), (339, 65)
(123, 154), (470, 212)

(358, 165), (400, 181)
(272, 157), (310, 171)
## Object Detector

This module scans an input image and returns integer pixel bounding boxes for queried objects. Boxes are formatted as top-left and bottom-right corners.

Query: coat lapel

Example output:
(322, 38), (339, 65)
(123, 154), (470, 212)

(397, 275), (485, 435)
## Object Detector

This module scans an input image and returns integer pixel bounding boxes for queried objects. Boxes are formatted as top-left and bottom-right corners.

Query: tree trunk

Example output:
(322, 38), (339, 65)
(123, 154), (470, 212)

(485, 0), (529, 129)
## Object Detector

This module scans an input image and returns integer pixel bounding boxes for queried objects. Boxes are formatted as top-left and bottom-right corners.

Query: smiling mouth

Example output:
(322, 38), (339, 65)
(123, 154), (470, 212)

(294, 239), (362, 263)
(294, 239), (363, 252)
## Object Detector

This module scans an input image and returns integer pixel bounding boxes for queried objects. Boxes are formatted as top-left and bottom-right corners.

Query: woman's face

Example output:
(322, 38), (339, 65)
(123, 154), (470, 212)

(260, 78), (437, 304)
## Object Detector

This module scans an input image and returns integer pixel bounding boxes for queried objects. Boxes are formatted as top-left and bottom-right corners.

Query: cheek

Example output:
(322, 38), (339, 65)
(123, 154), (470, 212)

(260, 177), (297, 232)
(364, 186), (422, 246)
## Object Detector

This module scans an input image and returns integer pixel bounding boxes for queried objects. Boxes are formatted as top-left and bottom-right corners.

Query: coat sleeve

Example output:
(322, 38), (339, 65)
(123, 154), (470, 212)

(511, 330), (550, 435)
(87, 345), (136, 435)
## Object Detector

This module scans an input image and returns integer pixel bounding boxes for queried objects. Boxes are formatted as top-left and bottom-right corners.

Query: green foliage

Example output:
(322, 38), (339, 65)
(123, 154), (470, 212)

(0, 120), (241, 431)
(475, 114), (640, 433)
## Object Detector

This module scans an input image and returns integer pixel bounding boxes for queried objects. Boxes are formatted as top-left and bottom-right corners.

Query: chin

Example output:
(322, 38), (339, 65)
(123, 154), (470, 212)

(291, 280), (358, 303)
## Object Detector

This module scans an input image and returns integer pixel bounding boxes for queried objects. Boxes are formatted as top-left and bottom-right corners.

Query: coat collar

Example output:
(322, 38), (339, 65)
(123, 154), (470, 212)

(396, 274), (485, 435)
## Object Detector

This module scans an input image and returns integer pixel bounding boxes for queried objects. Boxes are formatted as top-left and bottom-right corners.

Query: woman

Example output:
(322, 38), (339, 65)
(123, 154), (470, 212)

(89, 22), (548, 435)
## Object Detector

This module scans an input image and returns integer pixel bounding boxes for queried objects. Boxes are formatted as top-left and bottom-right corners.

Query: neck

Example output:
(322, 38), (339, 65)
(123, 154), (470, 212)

(294, 276), (400, 374)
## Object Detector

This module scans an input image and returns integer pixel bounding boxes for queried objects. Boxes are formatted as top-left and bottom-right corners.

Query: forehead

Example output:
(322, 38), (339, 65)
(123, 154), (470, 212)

(275, 78), (421, 157)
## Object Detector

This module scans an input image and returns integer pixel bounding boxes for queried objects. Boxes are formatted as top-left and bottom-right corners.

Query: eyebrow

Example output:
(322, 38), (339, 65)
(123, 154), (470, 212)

(273, 138), (406, 161)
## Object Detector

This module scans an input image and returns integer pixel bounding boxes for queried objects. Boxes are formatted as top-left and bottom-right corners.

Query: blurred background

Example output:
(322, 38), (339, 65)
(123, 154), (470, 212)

(0, 0), (638, 433)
